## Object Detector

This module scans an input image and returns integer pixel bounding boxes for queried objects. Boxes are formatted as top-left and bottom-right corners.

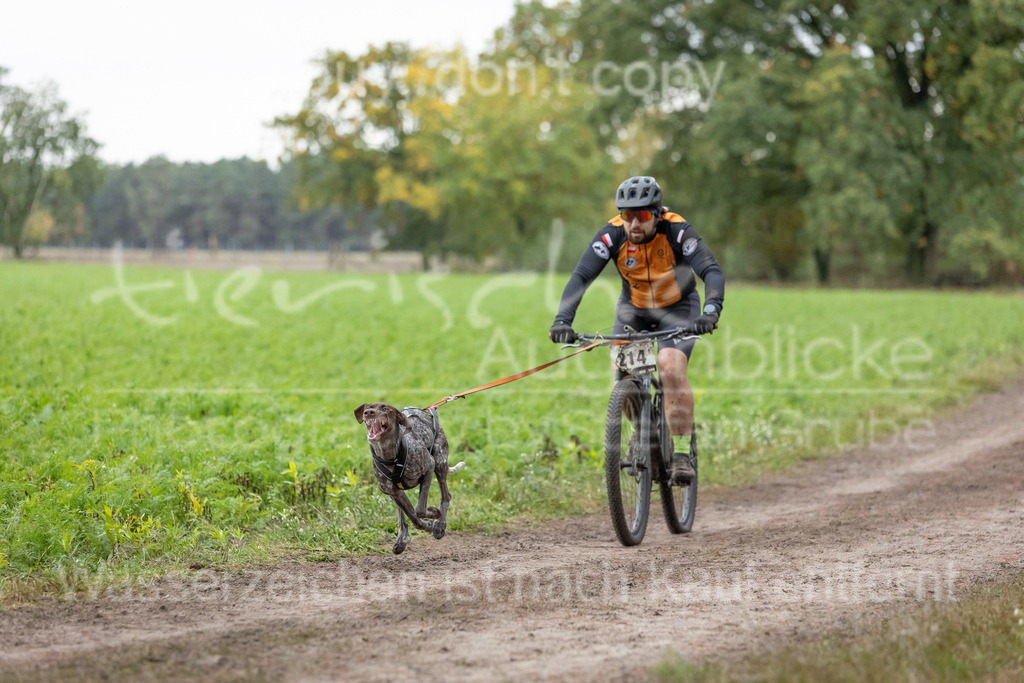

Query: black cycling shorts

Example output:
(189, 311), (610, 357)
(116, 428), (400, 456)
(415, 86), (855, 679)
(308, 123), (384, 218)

(613, 290), (701, 358)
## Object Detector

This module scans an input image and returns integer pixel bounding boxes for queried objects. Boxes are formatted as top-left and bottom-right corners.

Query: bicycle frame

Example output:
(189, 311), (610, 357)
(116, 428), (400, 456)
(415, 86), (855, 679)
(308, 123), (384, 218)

(614, 360), (679, 492)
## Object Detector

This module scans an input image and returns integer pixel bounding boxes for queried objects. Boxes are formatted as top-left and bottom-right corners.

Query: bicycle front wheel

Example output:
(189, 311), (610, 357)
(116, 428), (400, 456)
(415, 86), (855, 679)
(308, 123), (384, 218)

(605, 379), (652, 546)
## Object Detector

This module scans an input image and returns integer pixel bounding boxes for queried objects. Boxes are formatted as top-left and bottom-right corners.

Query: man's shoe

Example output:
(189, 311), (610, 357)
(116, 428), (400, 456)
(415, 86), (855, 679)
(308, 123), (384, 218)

(670, 452), (695, 485)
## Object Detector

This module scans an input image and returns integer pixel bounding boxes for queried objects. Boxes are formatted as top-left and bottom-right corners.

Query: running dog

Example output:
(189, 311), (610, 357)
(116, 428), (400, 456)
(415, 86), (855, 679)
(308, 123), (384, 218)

(354, 402), (465, 554)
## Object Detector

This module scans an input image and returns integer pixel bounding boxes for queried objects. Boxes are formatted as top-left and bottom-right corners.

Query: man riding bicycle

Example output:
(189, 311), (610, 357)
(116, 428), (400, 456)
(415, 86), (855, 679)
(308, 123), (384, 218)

(549, 176), (725, 485)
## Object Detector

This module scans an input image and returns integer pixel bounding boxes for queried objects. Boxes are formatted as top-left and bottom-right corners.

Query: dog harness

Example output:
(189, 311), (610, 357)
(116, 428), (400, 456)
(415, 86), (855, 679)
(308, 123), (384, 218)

(371, 408), (441, 490)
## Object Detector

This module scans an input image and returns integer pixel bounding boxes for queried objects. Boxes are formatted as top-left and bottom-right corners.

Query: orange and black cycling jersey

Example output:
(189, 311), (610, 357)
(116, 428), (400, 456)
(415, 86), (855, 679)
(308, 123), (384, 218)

(554, 209), (725, 324)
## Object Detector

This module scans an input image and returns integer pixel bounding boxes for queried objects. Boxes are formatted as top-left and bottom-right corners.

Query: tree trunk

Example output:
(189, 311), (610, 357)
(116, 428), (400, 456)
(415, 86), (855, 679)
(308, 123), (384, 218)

(923, 220), (938, 282)
(1, 201), (9, 255)
(813, 248), (831, 284)
(906, 220), (938, 284)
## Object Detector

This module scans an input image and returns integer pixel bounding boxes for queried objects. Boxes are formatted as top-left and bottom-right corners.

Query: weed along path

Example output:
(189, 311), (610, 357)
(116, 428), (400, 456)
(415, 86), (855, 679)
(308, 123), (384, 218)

(3, 380), (1024, 681)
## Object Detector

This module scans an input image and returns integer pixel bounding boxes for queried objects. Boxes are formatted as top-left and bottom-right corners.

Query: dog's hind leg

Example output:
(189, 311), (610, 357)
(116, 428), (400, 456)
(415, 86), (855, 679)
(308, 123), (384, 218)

(430, 470), (453, 540)
(430, 429), (453, 540)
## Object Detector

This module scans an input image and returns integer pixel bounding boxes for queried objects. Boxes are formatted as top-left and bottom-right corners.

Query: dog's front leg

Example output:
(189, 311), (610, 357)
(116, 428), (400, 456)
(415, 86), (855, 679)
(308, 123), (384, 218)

(392, 490), (434, 554)
(415, 477), (440, 520)
(392, 490), (435, 533)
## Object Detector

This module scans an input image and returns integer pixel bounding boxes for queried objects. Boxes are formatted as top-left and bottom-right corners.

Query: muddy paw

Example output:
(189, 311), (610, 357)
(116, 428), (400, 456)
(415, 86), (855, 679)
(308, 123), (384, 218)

(422, 506), (441, 519)
(432, 519), (446, 540)
(392, 540), (407, 554)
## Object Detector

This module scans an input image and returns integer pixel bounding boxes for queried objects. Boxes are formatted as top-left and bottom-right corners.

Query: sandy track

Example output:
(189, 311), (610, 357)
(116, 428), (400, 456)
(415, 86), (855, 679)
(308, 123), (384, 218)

(2, 380), (1024, 682)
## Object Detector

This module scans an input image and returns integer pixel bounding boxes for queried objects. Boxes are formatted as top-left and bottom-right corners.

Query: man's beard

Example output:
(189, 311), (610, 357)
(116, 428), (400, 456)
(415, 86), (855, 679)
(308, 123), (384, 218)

(627, 230), (652, 245)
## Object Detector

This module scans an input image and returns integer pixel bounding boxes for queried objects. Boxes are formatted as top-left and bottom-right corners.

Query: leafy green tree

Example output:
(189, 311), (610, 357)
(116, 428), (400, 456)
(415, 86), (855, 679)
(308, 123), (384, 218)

(274, 43), (445, 263)
(276, 41), (615, 268)
(384, 50), (616, 267)
(856, 1), (1024, 282)
(275, 43), (419, 207)
(569, 0), (1024, 283)
(0, 69), (101, 257)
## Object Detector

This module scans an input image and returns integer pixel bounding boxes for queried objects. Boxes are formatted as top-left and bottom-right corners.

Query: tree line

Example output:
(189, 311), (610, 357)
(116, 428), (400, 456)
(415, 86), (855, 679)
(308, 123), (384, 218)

(85, 158), (355, 252)
(3, 1), (1023, 284)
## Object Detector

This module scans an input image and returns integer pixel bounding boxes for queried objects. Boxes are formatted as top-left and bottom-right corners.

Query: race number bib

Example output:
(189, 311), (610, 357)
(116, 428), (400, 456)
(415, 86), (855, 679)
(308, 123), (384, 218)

(612, 341), (656, 375)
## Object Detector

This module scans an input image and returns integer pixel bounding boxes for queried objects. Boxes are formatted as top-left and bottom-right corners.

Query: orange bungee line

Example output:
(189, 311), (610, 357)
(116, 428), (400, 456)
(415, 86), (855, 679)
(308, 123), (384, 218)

(423, 340), (606, 411)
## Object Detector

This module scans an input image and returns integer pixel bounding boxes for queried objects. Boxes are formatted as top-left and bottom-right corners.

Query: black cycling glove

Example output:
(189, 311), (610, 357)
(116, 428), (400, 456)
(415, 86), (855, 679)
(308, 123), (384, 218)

(692, 307), (719, 335)
(549, 321), (577, 344)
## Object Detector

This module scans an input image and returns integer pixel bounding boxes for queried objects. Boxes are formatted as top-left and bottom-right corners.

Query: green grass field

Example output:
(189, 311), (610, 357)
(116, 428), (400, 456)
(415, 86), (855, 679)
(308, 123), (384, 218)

(2, 262), (1023, 588)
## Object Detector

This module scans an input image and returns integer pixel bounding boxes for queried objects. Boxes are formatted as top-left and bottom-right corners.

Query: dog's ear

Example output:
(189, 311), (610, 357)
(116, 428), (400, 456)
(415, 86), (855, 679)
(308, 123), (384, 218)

(354, 404), (367, 424)
(396, 408), (409, 427)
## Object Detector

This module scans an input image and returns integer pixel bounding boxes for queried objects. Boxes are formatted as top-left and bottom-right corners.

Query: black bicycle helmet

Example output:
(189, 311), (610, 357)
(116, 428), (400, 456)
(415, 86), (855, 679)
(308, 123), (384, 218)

(615, 176), (662, 210)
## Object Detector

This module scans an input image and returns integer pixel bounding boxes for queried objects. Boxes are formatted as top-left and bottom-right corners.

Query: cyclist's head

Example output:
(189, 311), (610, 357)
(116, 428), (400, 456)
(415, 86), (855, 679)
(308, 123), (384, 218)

(615, 176), (662, 213)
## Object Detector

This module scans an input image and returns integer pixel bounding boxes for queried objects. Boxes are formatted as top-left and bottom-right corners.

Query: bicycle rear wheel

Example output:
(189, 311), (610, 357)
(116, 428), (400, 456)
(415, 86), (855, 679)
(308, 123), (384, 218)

(660, 432), (698, 533)
(605, 379), (652, 546)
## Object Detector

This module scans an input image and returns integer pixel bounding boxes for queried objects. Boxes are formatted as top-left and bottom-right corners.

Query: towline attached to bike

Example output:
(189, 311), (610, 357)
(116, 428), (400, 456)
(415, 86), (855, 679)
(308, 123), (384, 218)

(422, 339), (606, 411)
(423, 325), (702, 412)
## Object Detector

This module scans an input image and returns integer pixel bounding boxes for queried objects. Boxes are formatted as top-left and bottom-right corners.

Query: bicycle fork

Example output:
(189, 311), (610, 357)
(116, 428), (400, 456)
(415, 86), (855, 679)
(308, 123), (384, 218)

(649, 382), (672, 483)
(621, 382), (653, 479)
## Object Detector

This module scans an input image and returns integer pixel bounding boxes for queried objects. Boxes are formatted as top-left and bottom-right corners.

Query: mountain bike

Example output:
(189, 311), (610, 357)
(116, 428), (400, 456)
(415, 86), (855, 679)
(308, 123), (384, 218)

(573, 326), (701, 546)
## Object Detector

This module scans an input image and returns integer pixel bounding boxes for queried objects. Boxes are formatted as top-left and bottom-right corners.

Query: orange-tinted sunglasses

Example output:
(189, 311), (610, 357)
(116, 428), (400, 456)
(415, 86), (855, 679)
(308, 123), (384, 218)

(620, 209), (655, 223)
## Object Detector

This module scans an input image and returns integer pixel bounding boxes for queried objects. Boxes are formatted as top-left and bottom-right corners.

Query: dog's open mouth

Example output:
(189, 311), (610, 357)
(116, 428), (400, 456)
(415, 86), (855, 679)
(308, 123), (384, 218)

(365, 416), (389, 442)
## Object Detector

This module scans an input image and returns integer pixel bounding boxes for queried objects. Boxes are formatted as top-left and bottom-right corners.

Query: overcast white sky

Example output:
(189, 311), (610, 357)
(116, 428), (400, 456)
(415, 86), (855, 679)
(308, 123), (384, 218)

(1, 0), (521, 165)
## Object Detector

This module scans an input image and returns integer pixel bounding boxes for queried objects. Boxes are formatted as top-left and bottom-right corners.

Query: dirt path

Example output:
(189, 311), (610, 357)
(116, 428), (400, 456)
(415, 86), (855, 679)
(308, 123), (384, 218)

(3, 380), (1024, 682)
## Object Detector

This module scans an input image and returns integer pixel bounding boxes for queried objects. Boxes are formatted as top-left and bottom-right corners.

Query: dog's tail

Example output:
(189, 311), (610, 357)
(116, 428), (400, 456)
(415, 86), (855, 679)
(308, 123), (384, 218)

(448, 462), (466, 474)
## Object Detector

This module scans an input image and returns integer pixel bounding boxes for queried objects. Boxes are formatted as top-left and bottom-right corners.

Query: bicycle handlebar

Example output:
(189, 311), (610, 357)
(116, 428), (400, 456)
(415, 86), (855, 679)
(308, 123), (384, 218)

(571, 325), (702, 346)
